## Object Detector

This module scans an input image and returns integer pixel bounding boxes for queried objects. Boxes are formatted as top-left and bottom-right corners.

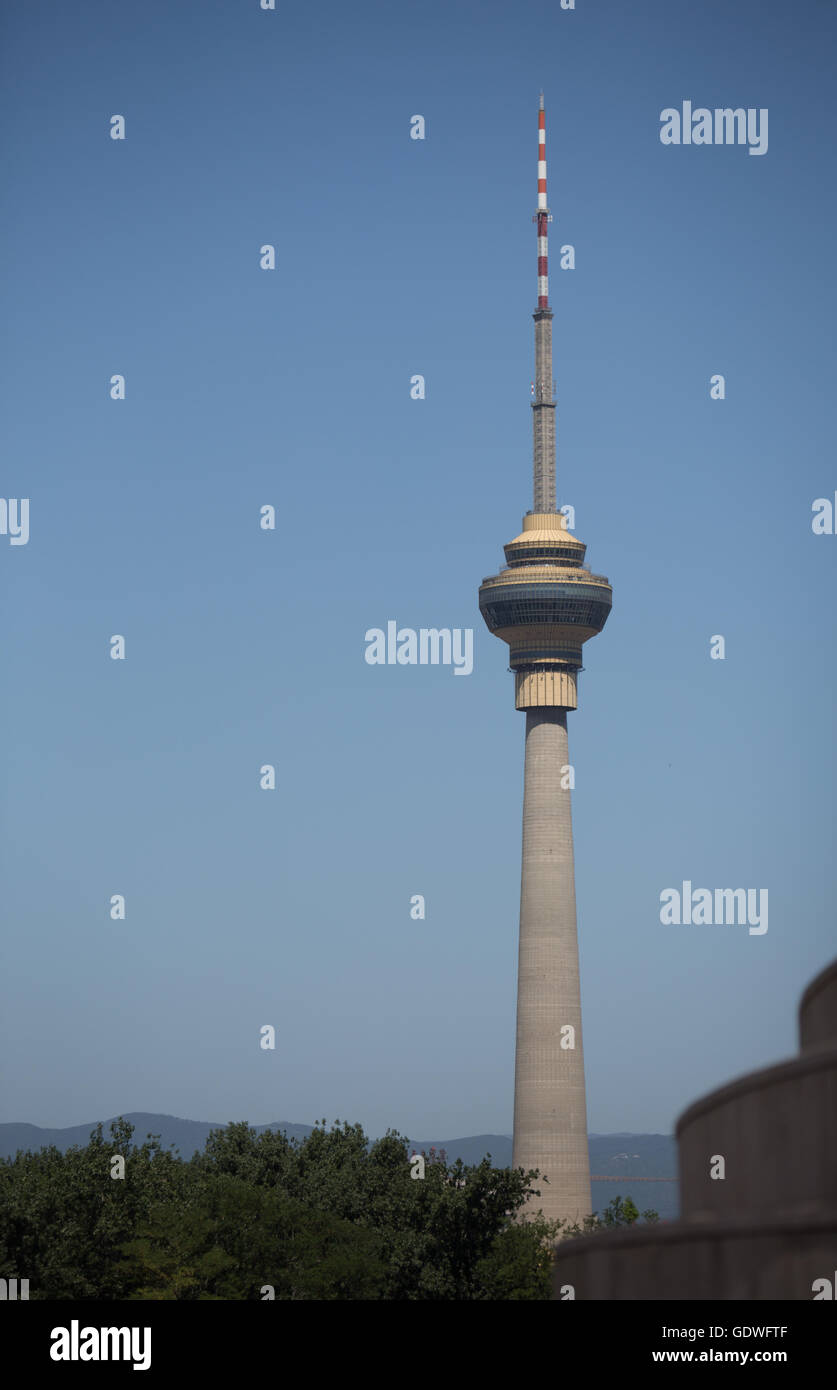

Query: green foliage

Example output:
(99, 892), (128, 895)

(0, 1118), (185, 1299)
(474, 1222), (556, 1300)
(0, 1118), (658, 1300)
(557, 1193), (660, 1240)
(119, 1173), (386, 1300)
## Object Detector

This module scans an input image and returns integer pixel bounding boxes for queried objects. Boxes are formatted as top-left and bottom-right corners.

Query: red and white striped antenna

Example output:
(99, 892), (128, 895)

(537, 91), (549, 308)
(531, 92), (556, 512)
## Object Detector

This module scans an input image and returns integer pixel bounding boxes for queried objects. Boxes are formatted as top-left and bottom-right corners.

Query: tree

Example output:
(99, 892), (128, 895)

(0, 1117), (654, 1299)
(0, 1118), (185, 1299)
(557, 1193), (660, 1239)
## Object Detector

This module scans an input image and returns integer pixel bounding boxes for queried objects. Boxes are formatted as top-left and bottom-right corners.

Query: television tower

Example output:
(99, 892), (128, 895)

(478, 95), (612, 1228)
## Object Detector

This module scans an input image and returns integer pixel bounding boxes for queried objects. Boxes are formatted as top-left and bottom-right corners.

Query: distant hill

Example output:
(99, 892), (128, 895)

(0, 1116), (679, 1218)
(0, 1114), (513, 1165)
(0, 1114), (315, 1162)
(588, 1132), (676, 1178)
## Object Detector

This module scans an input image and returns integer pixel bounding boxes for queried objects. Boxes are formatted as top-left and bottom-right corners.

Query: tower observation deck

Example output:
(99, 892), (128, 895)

(477, 96), (613, 1229)
(479, 94), (611, 713)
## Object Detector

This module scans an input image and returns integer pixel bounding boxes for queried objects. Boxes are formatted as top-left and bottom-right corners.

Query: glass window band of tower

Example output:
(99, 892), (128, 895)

(503, 546), (584, 565)
(479, 585), (612, 634)
(509, 647), (583, 664)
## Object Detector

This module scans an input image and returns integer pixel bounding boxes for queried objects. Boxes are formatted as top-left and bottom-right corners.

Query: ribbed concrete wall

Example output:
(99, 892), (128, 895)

(550, 955), (837, 1299)
(551, 1213), (837, 1300)
(514, 709), (591, 1226)
(677, 1048), (837, 1223)
(799, 957), (837, 1051)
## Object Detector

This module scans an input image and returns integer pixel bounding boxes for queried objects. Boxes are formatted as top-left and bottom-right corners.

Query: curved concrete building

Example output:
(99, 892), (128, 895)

(478, 96), (612, 1227)
(551, 955), (837, 1298)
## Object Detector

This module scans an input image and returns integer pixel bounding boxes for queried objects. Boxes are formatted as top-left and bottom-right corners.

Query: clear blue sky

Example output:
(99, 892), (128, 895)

(1, 0), (834, 1140)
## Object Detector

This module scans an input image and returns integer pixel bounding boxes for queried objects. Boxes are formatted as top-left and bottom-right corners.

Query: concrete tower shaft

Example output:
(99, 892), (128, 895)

(514, 709), (591, 1223)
